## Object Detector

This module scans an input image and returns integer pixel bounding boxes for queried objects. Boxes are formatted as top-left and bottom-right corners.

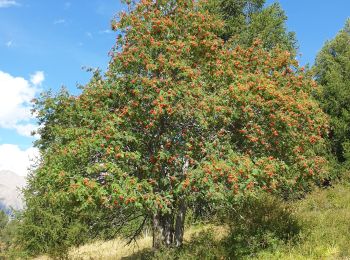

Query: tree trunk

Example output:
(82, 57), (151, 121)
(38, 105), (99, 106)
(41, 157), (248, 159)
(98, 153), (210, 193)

(152, 213), (164, 249)
(174, 199), (186, 247)
(152, 206), (186, 248)
(152, 213), (174, 248)
(163, 214), (174, 246)
(152, 159), (189, 248)
(174, 158), (189, 247)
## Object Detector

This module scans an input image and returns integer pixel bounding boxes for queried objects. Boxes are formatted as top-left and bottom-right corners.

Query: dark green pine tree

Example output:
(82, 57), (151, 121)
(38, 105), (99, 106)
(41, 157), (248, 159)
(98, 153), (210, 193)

(205, 0), (297, 54)
(314, 19), (350, 164)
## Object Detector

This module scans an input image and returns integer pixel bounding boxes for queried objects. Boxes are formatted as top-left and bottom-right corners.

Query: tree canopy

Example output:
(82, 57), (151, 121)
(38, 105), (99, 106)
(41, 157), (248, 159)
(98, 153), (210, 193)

(205, 0), (297, 53)
(314, 19), (350, 164)
(18, 0), (328, 255)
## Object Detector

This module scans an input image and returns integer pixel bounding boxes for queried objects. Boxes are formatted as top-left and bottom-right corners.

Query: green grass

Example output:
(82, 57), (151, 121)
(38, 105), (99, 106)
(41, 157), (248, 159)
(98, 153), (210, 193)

(255, 183), (350, 260)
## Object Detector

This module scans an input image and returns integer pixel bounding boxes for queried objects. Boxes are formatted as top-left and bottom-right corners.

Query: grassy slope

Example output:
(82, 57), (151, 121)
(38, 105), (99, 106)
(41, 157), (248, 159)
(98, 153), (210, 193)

(36, 183), (350, 259)
(257, 183), (350, 260)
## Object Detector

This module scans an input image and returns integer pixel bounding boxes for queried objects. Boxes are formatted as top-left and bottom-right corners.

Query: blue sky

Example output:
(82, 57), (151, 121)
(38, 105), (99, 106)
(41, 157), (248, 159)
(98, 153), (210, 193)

(266, 0), (350, 66)
(0, 0), (349, 176)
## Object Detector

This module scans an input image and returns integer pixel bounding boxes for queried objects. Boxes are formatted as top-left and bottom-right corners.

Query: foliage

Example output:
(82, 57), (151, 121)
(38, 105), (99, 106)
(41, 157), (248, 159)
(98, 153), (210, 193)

(205, 0), (297, 53)
(0, 212), (28, 259)
(221, 193), (300, 258)
(313, 19), (350, 166)
(0, 210), (8, 254)
(0, 211), (7, 231)
(20, 0), (328, 254)
(16, 185), (146, 257)
(204, 0), (264, 41)
(16, 196), (87, 258)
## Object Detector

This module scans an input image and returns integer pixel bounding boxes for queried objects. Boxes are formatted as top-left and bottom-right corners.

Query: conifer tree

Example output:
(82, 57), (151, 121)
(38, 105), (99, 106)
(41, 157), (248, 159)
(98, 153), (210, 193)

(205, 0), (297, 53)
(314, 19), (350, 163)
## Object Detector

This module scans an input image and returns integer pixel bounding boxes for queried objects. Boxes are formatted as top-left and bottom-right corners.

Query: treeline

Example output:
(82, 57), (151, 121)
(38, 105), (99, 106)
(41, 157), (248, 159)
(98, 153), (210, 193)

(1, 0), (349, 259)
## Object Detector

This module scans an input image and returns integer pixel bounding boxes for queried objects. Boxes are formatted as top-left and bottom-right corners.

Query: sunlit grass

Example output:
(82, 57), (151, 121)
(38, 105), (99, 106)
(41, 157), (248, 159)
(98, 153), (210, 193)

(34, 224), (227, 259)
(256, 183), (350, 260)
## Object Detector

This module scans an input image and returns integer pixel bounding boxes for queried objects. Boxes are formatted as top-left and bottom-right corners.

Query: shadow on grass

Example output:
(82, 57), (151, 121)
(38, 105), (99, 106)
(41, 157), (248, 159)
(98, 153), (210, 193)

(121, 231), (224, 260)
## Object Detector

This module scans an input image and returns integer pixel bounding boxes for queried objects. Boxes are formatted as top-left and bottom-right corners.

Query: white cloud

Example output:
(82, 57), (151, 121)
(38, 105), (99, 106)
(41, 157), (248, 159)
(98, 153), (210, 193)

(99, 29), (112, 34)
(30, 71), (44, 86)
(0, 144), (39, 176)
(64, 2), (71, 9)
(14, 123), (38, 137)
(54, 19), (66, 25)
(0, 0), (19, 8)
(86, 32), (93, 38)
(6, 40), (12, 47)
(0, 70), (43, 136)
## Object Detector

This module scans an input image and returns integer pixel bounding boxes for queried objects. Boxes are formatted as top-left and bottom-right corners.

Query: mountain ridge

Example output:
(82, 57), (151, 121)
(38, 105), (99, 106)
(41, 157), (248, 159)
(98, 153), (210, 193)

(0, 170), (26, 212)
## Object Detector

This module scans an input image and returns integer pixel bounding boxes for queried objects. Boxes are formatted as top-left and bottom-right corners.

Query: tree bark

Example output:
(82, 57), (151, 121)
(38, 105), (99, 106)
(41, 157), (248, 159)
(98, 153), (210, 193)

(174, 158), (189, 247)
(174, 199), (186, 247)
(153, 213), (174, 248)
(163, 214), (174, 246)
(152, 159), (189, 248)
(152, 213), (164, 249)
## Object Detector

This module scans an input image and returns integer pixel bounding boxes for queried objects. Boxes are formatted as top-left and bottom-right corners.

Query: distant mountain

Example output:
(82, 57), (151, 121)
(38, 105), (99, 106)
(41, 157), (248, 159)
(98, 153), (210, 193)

(0, 170), (26, 212)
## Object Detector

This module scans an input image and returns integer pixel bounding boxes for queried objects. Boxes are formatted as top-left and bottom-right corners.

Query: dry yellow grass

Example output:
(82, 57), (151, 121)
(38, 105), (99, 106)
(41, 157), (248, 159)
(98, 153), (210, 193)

(70, 236), (152, 260)
(33, 236), (152, 260)
(34, 224), (227, 260)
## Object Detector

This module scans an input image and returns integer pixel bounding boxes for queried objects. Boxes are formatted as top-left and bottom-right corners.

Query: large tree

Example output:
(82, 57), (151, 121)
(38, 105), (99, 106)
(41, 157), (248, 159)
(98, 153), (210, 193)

(20, 0), (327, 253)
(314, 19), (350, 164)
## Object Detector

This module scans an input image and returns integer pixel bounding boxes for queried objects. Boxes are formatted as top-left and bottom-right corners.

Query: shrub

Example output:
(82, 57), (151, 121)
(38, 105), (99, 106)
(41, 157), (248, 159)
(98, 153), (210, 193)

(221, 193), (300, 258)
